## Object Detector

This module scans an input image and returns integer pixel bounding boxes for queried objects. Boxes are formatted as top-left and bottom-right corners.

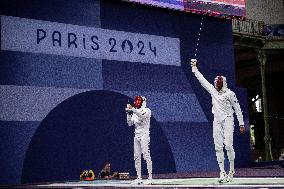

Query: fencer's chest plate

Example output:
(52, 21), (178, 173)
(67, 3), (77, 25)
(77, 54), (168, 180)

(218, 92), (231, 106)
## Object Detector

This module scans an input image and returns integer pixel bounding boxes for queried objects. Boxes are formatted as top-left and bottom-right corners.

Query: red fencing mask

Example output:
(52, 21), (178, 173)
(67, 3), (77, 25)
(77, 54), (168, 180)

(134, 96), (143, 109)
(214, 76), (223, 91)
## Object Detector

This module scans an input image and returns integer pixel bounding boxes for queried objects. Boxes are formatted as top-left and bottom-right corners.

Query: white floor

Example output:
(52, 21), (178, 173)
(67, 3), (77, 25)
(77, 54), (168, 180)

(39, 177), (284, 188)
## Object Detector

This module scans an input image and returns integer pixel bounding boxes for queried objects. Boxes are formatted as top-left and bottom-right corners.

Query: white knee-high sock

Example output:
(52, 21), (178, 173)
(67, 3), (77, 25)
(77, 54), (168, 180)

(135, 158), (142, 179)
(216, 149), (225, 172)
(229, 160), (234, 172)
(146, 159), (152, 179)
(218, 161), (225, 173)
(227, 149), (235, 172)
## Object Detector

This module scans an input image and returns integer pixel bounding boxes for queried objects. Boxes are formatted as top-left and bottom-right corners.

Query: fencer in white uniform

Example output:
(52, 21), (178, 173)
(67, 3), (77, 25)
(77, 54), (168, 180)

(190, 59), (245, 182)
(126, 96), (152, 185)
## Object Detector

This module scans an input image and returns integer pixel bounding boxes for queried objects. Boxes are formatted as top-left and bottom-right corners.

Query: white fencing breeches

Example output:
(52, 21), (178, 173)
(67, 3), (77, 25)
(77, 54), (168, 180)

(213, 116), (235, 171)
(134, 134), (152, 179)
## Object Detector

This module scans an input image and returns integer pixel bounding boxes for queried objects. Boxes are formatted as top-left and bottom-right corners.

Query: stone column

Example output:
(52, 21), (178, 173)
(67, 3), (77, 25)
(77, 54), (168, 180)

(257, 49), (273, 161)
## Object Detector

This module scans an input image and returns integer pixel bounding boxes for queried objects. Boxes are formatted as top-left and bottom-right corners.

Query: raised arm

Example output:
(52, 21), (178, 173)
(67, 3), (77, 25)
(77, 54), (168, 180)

(190, 59), (214, 94)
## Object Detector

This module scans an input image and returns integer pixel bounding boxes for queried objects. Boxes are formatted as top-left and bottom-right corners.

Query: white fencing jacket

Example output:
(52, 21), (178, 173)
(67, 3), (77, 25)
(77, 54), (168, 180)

(194, 69), (244, 126)
(127, 103), (151, 139)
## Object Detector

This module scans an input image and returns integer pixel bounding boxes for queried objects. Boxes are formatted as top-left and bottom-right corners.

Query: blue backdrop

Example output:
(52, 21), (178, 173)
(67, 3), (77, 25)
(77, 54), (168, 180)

(0, 0), (250, 184)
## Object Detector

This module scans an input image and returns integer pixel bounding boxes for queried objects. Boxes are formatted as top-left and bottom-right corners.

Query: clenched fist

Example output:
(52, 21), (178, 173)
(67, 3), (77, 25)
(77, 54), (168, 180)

(190, 59), (198, 72)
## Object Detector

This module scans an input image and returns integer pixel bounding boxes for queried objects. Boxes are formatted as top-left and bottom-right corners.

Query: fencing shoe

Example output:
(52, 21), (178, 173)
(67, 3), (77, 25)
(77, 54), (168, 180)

(144, 179), (153, 185)
(131, 178), (143, 185)
(218, 171), (227, 183)
(226, 170), (235, 182)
